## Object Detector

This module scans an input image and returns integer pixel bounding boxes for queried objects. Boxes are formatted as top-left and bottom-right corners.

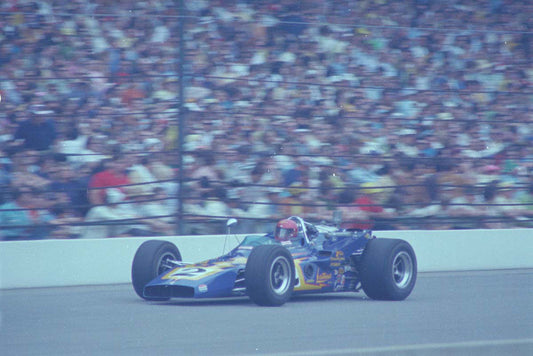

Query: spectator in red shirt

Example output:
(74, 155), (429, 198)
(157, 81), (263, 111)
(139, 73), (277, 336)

(339, 183), (396, 230)
(335, 188), (370, 230)
(87, 153), (131, 206)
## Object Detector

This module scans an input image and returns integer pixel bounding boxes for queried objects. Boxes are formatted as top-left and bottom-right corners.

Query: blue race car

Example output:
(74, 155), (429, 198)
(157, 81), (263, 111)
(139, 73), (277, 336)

(131, 216), (417, 306)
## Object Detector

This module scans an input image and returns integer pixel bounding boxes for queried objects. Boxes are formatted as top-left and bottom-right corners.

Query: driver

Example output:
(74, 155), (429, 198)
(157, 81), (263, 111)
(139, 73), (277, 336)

(274, 219), (298, 243)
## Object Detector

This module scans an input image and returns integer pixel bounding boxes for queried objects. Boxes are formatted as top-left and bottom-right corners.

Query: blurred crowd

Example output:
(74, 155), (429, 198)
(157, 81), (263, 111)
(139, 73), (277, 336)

(0, 0), (532, 239)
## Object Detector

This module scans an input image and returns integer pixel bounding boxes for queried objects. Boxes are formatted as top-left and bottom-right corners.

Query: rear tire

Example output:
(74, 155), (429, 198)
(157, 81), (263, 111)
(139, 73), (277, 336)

(360, 238), (417, 301)
(131, 240), (182, 301)
(245, 245), (295, 306)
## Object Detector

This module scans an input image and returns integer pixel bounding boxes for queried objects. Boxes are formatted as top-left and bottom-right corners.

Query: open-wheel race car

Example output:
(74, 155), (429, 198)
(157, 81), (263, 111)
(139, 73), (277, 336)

(131, 216), (417, 306)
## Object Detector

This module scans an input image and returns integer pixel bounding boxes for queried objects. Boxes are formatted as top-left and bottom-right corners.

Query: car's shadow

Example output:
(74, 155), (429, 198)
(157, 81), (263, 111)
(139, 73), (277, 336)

(134, 292), (368, 307)
(291, 292), (368, 303)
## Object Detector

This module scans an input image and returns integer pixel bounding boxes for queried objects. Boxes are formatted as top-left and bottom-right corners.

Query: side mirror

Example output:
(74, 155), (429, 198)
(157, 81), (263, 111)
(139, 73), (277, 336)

(223, 218), (239, 254)
(226, 218), (238, 227)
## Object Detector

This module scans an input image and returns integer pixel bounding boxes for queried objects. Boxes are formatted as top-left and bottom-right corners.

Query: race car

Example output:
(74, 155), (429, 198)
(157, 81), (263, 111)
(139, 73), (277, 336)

(131, 216), (417, 306)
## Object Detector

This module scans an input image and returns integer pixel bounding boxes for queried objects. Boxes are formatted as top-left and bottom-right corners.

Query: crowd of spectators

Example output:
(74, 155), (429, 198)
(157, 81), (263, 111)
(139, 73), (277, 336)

(0, 0), (531, 239)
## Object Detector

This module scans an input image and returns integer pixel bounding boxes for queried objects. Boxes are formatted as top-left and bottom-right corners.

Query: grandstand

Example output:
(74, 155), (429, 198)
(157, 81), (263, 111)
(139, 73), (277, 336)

(0, 0), (531, 239)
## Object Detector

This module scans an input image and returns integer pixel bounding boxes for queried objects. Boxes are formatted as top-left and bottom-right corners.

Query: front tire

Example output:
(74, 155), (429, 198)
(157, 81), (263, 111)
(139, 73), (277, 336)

(360, 238), (417, 301)
(131, 240), (182, 301)
(245, 245), (295, 306)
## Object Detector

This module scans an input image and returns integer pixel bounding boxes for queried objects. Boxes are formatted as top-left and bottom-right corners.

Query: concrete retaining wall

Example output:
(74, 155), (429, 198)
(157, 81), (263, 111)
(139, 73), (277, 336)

(1, 229), (531, 289)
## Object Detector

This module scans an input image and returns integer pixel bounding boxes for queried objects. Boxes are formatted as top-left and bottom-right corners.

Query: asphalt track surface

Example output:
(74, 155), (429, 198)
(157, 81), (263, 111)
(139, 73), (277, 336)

(1, 270), (532, 356)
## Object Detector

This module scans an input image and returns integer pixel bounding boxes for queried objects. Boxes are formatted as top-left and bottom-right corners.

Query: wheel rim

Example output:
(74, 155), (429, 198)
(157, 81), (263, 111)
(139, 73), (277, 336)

(157, 252), (178, 275)
(392, 251), (413, 288)
(269, 256), (291, 295)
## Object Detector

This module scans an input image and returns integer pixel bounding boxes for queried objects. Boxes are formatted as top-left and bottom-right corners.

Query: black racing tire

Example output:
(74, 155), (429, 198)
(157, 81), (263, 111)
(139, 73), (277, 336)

(245, 245), (295, 306)
(360, 238), (417, 301)
(131, 240), (182, 301)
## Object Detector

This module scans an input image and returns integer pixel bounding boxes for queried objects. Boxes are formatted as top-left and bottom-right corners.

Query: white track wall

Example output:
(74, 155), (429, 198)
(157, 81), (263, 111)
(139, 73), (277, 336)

(0, 229), (532, 289)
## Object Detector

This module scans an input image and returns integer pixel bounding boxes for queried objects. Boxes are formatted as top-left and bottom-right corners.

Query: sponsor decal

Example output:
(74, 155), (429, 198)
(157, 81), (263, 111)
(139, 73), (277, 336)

(163, 260), (241, 281)
(165, 267), (215, 281)
(171, 267), (207, 277)
(198, 284), (208, 293)
(334, 268), (346, 291)
(330, 250), (345, 267)
(316, 271), (332, 283)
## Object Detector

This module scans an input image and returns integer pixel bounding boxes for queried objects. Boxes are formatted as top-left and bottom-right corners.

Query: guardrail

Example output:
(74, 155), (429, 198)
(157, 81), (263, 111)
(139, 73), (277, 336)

(1, 229), (532, 289)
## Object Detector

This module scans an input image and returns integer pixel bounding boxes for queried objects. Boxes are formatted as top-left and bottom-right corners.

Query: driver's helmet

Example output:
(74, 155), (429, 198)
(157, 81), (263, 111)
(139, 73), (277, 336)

(274, 219), (298, 242)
